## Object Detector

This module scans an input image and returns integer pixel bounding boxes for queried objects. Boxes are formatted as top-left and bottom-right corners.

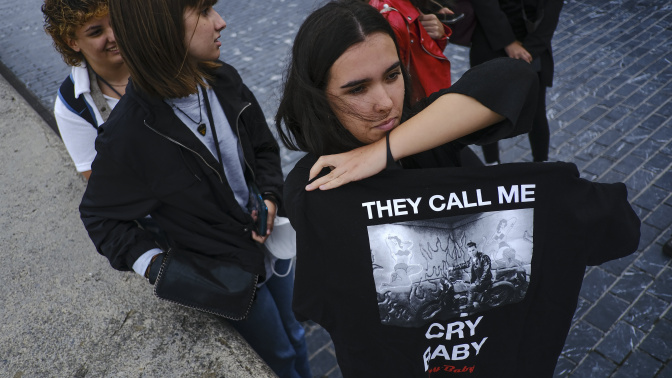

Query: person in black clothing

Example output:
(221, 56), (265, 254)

(274, 0), (534, 373)
(453, 242), (493, 304)
(276, 1), (538, 190)
(468, 242), (493, 292)
(78, 0), (311, 376)
(274, 2), (640, 377)
(449, 242), (493, 309)
(470, 0), (564, 163)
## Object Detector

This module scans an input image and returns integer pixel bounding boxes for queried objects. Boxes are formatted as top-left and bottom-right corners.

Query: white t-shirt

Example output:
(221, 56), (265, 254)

(54, 64), (119, 172)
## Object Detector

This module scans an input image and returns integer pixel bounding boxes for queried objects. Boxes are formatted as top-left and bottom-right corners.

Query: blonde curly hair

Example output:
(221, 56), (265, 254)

(42, 0), (109, 66)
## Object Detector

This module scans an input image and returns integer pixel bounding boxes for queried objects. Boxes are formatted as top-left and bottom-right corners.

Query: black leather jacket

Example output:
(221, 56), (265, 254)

(80, 61), (282, 276)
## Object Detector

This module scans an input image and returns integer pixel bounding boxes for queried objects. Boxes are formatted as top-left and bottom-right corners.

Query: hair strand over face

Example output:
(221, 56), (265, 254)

(274, 0), (412, 156)
(108, 0), (219, 99)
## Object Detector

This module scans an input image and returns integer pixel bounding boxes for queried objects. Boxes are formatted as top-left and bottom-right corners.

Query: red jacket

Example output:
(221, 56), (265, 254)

(370, 0), (452, 103)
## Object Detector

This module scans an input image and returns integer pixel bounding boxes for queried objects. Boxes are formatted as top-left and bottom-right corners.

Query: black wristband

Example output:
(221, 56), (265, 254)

(386, 132), (401, 170)
(147, 253), (165, 285)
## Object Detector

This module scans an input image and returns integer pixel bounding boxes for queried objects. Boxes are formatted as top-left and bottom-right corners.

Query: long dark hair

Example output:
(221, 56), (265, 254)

(109, 0), (219, 99)
(275, 0), (413, 156)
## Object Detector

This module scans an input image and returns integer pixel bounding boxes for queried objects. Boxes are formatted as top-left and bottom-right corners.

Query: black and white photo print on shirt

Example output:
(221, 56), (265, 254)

(369, 209), (533, 328)
(285, 159), (641, 378)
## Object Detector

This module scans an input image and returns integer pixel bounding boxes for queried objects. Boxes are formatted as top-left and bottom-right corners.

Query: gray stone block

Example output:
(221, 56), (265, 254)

(0, 75), (275, 378)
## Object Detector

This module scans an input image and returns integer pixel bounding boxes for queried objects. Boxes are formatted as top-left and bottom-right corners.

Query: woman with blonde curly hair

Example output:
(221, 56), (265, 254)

(42, 0), (129, 179)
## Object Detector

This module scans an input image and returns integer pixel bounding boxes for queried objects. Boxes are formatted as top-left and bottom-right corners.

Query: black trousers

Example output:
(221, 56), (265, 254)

(482, 77), (549, 163)
(470, 27), (551, 163)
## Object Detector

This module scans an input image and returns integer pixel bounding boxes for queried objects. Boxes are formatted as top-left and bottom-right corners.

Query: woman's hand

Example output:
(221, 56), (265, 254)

(251, 199), (277, 243)
(504, 41), (532, 63)
(306, 139), (387, 191)
(306, 93), (504, 191)
(419, 13), (446, 40)
(436, 7), (455, 15)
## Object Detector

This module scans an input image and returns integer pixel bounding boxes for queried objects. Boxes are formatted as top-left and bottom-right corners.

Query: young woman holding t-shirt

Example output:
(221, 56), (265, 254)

(275, 3), (639, 377)
(276, 0), (537, 191)
(275, 0), (536, 375)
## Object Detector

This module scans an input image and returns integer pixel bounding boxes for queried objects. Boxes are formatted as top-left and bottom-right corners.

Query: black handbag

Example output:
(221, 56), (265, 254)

(153, 248), (258, 320)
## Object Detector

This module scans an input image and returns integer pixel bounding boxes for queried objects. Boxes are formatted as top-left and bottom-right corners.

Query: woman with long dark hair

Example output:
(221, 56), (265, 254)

(79, 1), (311, 376)
(276, 3), (639, 378)
(275, 0), (536, 375)
(276, 0), (537, 189)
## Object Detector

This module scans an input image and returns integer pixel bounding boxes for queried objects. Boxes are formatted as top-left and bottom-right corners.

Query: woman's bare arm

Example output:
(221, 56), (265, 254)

(306, 93), (504, 190)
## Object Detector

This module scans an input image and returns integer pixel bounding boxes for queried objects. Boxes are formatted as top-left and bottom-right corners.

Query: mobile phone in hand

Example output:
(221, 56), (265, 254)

(248, 182), (268, 236)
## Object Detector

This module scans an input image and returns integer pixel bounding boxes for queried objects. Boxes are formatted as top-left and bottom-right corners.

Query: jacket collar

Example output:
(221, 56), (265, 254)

(208, 64), (252, 128)
(128, 83), (219, 173)
(71, 64), (91, 99)
(126, 63), (252, 175)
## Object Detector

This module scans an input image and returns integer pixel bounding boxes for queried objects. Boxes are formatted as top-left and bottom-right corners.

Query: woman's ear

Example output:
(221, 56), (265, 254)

(67, 38), (81, 52)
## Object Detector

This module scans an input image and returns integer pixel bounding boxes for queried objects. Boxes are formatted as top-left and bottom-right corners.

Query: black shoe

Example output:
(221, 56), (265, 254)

(664, 237), (672, 258)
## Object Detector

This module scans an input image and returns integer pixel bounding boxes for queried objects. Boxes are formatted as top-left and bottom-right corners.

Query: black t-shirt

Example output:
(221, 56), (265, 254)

(285, 162), (640, 377)
(401, 58), (539, 170)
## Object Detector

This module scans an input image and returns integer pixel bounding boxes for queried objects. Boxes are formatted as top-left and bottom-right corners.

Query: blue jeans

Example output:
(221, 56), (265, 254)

(230, 259), (311, 378)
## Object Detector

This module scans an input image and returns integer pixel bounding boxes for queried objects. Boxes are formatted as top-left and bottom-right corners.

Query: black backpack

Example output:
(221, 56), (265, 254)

(57, 75), (97, 129)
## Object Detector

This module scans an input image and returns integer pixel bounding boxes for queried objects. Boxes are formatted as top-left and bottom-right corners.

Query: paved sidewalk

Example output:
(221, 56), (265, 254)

(0, 0), (670, 377)
(0, 71), (275, 377)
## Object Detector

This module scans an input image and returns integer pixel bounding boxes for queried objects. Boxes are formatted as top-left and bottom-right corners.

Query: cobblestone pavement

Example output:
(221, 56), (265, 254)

(1, 0), (670, 377)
